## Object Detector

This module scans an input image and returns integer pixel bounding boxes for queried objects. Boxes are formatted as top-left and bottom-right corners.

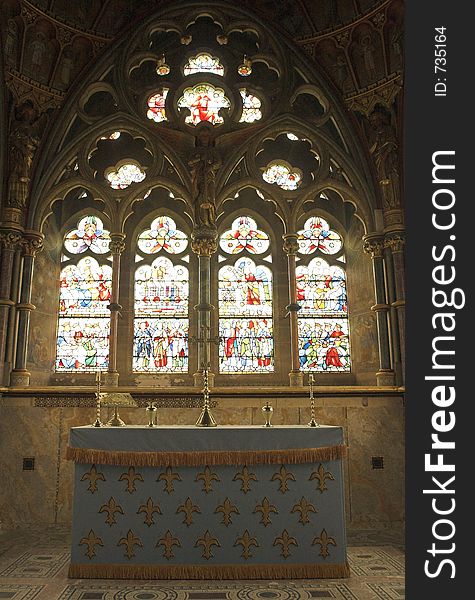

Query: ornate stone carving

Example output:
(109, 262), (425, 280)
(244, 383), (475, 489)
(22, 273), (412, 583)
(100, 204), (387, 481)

(109, 235), (126, 255)
(282, 233), (299, 256)
(363, 237), (384, 259)
(368, 106), (401, 211)
(384, 234), (405, 253)
(0, 231), (22, 251)
(190, 233), (218, 257)
(21, 233), (44, 257)
(7, 102), (46, 209)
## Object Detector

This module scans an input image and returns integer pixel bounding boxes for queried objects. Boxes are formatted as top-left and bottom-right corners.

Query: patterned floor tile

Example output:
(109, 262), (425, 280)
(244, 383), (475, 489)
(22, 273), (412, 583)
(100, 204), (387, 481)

(366, 583), (405, 600)
(347, 548), (404, 577)
(0, 585), (44, 600)
(0, 551), (70, 578)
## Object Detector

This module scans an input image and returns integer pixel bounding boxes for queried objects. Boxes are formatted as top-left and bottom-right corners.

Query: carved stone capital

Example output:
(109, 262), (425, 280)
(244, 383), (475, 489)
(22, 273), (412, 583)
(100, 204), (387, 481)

(109, 234), (126, 255)
(21, 231), (44, 257)
(282, 233), (299, 256)
(384, 234), (405, 253)
(362, 235), (384, 259)
(0, 230), (23, 251)
(191, 228), (218, 257)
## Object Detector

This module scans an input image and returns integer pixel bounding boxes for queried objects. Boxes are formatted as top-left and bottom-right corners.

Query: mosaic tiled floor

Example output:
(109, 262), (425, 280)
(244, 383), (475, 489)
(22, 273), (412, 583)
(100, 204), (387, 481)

(0, 527), (405, 600)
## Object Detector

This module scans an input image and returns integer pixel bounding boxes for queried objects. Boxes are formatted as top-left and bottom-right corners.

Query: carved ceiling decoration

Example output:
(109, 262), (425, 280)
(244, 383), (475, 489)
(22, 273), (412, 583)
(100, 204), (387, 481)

(1, 0), (403, 112)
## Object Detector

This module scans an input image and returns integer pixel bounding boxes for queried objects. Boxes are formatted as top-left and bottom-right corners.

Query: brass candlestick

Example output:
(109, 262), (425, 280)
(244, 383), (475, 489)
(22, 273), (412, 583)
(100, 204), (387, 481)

(307, 373), (320, 427)
(92, 371), (103, 427)
(146, 401), (158, 427)
(195, 365), (217, 427)
(262, 401), (274, 427)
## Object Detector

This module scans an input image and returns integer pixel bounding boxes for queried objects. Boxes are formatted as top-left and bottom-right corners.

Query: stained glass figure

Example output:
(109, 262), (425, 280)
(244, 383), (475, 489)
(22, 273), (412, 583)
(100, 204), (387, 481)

(64, 215), (111, 255)
(56, 256), (112, 372)
(218, 256), (274, 372)
(239, 89), (262, 123)
(262, 161), (302, 191)
(147, 89), (169, 123)
(296, 252), (350, 372)
(219, 216), (269, 255)
(177, 84), (230, 126)
(297, 216), (343, 255)
(138, 216), (188, 255)
(134, 218), (189, 373)
(106, 163), (146, 189)
(184, 53), (224, 76)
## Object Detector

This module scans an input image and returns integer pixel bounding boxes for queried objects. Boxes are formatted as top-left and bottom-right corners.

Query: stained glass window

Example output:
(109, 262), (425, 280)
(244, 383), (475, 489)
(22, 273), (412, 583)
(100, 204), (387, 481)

(184, 53), (224, 76)
(219, 216), (269, 255)
(134, 217), (189, 372)
(138, 216), (188, 254)
(147, 89), (169, 123)
(262, 161), (302, 191)
(239, 89), (262, 123)
(177, 84), (230, 126)
(296, 217), (350, 372)
(219, 217), (274, 373)
(56, 214), (112, 372)
(297, 216), (343, 255)
(106, 163), (146, 190)
(64, 215), (110, 255)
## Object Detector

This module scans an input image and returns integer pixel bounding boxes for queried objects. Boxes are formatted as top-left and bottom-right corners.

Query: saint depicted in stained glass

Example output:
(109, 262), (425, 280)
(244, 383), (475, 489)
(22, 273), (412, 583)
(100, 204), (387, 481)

(64, 215), (110, 255)
(184, 53), (224, 76)
(134, 218), (189, 372)
(106, 162), (146, 189)
(137, 216), (188, 255)
(133, 318), (188, 372)
(262, 161), (302, 191)
(239, 89), (262, 123)
(219, 216), (269, 255)
(296, 228), (350, 372)
(298, 318), (350, 372)
(177, 84), (230, 126)
(297, 216), (343, 255)
(56, 256), (112, 372)
(135, 257), (189, 317)
(147, 89), (169, 123)
(218, 254), (274, 372)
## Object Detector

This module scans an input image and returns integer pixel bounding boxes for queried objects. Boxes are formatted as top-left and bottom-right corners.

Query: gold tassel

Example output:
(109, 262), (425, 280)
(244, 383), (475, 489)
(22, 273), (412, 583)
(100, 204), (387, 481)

(66, 444), (347, 467)
(68, 561), (350, 580)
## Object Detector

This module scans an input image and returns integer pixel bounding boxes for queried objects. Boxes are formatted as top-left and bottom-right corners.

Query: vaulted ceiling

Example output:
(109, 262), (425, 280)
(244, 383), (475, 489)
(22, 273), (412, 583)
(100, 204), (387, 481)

(1, 0), (403, 114)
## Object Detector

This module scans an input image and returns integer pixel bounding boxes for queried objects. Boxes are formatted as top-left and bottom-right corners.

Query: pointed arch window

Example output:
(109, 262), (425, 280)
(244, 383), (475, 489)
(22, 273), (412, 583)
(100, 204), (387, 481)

(56, 215), (112, 372)
(296, 216), (350, 372)
(133, 216), (189, 372)
(218, 216), (274, 373)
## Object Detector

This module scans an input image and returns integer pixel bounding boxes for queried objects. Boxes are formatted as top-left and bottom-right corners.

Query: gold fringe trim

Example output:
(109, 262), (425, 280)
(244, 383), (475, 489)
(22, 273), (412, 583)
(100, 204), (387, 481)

(68, 561), (350, 580)
(66, 444), (347, 467)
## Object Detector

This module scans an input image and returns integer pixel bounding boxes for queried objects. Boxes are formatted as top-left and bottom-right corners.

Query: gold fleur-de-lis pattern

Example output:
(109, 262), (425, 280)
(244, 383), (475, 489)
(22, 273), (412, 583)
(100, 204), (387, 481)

(291, 496), (317, 525)
(137, 497), (162, 526)
(233, 465), (257, 493)
(309, 464), (335, 493)
(254, 496), (278, 526)
(271, 465), (296, 493)
(71, 458), (345, 569)
(99, 496), (124, 526)
(215, 497), (239, 526)
(157, 466), (181, 494)
(118, 529), (143, 559)
(177, 497), (201, 526)
(81, 465), (105, 493)
(119, 466), (144, 493)
(195, 466), (220, 493)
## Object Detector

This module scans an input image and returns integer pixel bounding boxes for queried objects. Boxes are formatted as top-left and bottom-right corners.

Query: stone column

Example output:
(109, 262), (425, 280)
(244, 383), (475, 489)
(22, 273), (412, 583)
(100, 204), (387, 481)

(104, 233), (126, 387)
(191, 232), (218, 387)
(282, 233), (303, 387)
(385, 232), (405, 382)
(0, 230), (22, 385)
(5, 245), (23, 374)
(10, 231), (44, 387)
(363, 234), (395, 386)
(382, 244), (402, 384)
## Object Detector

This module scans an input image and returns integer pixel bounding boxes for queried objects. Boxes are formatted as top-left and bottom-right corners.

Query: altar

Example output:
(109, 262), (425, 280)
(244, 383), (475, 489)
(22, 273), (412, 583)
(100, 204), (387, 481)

(66, 425), (349, 579)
